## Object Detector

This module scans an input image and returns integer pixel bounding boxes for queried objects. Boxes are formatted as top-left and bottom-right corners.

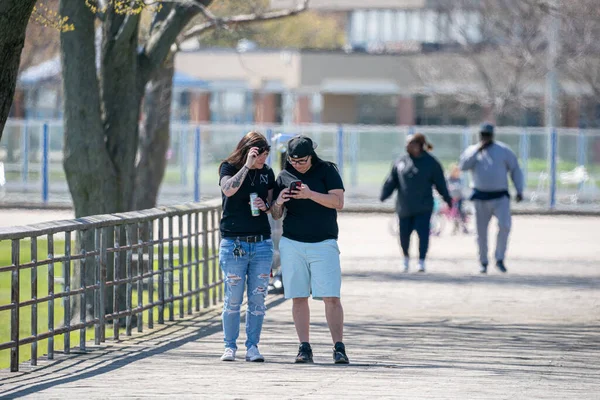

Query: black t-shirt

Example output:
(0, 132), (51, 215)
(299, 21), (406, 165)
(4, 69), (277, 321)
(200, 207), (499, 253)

(219, 162), (275, 238)
(273, 161), (345, 243)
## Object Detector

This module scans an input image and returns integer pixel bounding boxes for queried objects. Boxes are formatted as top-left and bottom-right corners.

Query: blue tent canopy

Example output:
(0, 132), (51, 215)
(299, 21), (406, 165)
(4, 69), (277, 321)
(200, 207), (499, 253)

(173, 72), (209, 89)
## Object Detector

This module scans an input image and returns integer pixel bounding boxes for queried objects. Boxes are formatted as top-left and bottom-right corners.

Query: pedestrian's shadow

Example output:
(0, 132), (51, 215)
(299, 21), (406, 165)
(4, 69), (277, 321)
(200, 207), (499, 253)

(0, 295), (287, 398)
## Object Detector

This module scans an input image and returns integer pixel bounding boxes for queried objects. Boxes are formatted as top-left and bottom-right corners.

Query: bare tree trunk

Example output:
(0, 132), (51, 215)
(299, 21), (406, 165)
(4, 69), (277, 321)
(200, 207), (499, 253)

(135, 54), (175, 210)
(60, 0), (305, 325)
(0, 0), (37, 140)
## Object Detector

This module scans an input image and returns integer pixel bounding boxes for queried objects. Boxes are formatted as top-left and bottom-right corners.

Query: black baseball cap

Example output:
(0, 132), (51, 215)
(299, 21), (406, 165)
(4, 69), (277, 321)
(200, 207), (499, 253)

(287, 135), (317, 159)
(480, 122), (495, 135)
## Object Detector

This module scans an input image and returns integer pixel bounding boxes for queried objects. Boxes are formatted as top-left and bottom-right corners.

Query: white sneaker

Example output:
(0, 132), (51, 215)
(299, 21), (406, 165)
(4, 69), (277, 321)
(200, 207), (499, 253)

(245, 345), (265, 362)
(403, 258), (410, 273)
(220, 348), (236, 361)
(418, 259), (426, 273)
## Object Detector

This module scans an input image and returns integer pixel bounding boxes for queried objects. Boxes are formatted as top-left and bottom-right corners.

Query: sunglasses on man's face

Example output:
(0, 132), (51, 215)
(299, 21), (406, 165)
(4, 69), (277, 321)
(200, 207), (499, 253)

(257, 145), (271, 155)
(288, 156), (310, 165)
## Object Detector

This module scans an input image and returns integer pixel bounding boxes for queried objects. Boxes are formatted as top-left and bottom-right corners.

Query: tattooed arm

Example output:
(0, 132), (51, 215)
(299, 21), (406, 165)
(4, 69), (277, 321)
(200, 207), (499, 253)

(270, 188), (290, 220)
(220, 166), (250, 197)
(220, 147), (259, 197)
(270, 201), (285, 220)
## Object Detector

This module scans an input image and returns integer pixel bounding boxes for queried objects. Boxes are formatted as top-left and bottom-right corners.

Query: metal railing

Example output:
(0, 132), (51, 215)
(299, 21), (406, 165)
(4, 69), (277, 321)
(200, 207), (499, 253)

(0, 201), (223, 372)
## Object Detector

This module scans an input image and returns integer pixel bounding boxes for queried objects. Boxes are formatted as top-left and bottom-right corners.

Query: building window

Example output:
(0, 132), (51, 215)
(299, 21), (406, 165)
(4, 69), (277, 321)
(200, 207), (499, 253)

(350, 10), (366, 46)
(357, 95), (397, 125)
(311, 93), (322, 123)
(348, 8), (482, 49)
(210, 90), (250, 123)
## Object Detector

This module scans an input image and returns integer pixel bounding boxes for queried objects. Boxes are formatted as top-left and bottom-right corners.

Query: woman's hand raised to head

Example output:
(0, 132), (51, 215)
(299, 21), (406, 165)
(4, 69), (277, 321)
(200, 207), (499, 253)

(245, 147), (259, 169)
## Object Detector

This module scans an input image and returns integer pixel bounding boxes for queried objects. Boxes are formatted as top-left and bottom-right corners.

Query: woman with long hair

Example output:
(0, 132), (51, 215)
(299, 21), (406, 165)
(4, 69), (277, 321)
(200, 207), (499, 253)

(270, 135), (349, 365)
(218, 131), (275, 362)
(380, 133), (452, 273)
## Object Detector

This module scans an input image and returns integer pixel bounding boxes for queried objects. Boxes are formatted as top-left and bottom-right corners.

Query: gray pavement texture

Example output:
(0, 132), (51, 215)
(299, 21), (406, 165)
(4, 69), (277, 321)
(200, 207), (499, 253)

(0, 213), (599, 399)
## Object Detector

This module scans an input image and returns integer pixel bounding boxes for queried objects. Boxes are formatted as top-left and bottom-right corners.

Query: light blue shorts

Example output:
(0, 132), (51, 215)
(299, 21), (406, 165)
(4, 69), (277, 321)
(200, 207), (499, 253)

(279, 237), (342, 300)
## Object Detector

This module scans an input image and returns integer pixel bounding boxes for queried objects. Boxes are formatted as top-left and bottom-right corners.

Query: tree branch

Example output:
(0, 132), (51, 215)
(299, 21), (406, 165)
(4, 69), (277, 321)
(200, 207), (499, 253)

(139, 2), (207, 85)
(179, 0), (309, 43)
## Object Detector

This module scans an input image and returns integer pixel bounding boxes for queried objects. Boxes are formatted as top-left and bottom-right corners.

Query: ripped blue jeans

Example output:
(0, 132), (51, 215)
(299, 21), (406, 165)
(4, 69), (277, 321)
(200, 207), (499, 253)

(219, 238), (273, 350)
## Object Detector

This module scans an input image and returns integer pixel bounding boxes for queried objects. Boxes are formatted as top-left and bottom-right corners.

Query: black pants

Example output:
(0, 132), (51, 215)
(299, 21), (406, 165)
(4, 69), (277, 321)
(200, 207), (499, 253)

(399, 212), (432, 260)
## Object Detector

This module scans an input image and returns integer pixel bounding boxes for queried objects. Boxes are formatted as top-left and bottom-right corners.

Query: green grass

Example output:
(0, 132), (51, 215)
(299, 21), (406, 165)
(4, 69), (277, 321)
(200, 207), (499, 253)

(0, 238), (221, 370)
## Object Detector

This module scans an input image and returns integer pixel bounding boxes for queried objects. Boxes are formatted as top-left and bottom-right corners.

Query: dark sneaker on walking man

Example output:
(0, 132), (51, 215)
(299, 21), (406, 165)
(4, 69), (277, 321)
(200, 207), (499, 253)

(496, 260), (507, 273)
(295, 342), (313, 363)
(333, 342), (349, 364)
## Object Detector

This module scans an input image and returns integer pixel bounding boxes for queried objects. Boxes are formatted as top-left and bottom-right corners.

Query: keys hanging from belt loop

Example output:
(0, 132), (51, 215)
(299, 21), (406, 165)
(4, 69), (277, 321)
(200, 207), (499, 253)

(233, 239), (246, 260)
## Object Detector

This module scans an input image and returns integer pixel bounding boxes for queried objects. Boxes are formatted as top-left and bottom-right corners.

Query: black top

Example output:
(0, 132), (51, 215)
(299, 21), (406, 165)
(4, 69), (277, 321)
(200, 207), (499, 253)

(380, 152), (452, 218)
(219, 162), (275, 238)
(273, 161), (345, 243)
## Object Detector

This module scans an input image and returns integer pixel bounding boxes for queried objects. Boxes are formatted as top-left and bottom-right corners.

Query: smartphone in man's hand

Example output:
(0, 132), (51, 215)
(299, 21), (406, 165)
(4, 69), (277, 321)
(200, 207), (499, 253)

(289, 180), (302, 192)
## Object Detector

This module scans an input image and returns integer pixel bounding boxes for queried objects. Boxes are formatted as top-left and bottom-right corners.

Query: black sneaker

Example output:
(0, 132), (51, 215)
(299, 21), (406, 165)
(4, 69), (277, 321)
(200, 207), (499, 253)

(480, 263), (488, 274)
(496, 260), (507, 273)
(295, 342), (313, 364)
(333, 342), (349, 364)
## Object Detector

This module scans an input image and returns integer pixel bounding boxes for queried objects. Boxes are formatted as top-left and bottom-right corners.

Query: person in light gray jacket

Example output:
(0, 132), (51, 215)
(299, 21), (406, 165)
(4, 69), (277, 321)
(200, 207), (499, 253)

(459, 123), (524, 274)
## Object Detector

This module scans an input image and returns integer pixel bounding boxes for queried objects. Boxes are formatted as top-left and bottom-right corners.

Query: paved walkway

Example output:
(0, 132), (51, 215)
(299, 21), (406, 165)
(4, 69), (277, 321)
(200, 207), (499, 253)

(1, 214), (599, 399)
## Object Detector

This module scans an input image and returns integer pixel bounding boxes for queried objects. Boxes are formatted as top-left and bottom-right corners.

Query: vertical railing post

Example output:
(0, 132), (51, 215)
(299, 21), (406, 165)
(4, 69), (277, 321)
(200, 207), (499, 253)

(194, 127), (201, 202)
(47, 233), (55, 357)
(349, 130), (359, 188)
(549, 128), (558, 210)
(180, 129), (188, 186)
(519, 129), (529, 191)
(337, 125), (344, 180)
(266, 128), (273, 166)
(63, 232), (71, 353)
(577, 128), (586, 192)
(125, 225), (133, 336)
(22, 123), (29, 185)
(202, 211), (209, 308)
(194, 212), (200, 312)
(211, 210), (218, 306)
(178, 215), (184, 318)
(158, 218), (165, 324)
(462, 126), (471, 151)
(42, 123), (49, 204)
(94, 229), (101, 345)
(187, 214), (193, 316)
(10, 239), (20, 372)
(137, 222), (144, 333)
(78, 230), (86, 352)
(113, 227), (120, 341)
(147, 220), (154, 329)
(99, 227), (107, 342)
(168, 216), (174, 321)
(31, 236), (38, 365)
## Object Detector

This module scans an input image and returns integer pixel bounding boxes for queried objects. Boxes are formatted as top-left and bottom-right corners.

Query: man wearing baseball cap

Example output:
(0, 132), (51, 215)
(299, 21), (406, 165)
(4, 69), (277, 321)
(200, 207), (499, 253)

(270, 134), (349, 365)
(459, 123), (524, 274)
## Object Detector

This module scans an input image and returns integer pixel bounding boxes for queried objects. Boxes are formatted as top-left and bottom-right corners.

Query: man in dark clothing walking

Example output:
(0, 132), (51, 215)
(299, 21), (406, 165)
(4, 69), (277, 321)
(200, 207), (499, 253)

(381, 134), (453, 273)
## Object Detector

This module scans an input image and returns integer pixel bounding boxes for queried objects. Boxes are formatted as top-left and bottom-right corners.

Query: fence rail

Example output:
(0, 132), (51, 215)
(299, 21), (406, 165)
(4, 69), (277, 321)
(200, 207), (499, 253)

(2, 120), (600, 207)
(0, 200), (223, 372)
